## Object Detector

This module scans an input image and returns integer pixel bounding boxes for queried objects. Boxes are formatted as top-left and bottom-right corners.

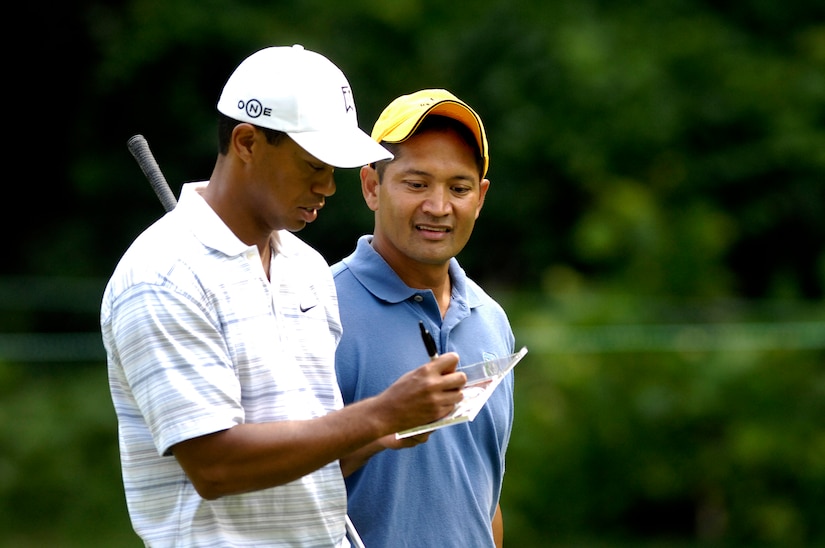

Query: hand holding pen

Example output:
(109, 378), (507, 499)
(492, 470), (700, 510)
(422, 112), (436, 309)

(369, 322), (465, 441)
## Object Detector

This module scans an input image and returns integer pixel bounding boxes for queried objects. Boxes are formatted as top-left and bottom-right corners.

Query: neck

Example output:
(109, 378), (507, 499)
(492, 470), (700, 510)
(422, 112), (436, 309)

(259, 241), (272, 280)
(370, 238), (452, 317)
(201, 175), (274, 280)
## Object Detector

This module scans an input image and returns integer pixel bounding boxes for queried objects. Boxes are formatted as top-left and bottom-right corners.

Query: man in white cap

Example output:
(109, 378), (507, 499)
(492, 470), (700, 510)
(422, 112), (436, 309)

(102, 46), (466, 547)
(333, 89), (515, 547)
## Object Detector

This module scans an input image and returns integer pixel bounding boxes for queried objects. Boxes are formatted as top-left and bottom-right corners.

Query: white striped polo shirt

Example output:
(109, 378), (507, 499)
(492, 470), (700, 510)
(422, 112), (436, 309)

(101, 182), (348, 547)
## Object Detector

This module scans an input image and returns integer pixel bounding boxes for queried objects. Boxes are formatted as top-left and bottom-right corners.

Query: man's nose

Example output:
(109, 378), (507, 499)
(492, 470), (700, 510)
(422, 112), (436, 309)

(422, 186), (450, 215)
(314, 173), (336, 197)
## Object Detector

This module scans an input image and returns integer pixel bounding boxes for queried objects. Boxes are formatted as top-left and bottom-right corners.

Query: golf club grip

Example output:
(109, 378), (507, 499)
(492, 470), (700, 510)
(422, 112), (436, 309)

(127, 134), (178, 212)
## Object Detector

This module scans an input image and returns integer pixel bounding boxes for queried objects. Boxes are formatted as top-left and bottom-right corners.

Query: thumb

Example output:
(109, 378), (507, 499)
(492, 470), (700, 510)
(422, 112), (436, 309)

(432, 352), (460, 374)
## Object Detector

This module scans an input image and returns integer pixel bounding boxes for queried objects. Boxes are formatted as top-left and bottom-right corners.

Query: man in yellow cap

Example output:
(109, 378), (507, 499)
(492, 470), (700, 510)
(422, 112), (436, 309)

(333, 89), (515, 547)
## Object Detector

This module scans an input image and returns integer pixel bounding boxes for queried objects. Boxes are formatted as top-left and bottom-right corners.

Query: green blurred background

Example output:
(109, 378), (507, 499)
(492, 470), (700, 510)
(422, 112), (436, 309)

(2, 0), (824, 546)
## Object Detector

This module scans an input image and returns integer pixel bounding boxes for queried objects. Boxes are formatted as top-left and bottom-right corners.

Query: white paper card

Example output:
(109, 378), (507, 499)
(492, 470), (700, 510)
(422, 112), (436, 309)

(396, 347), (528, 439)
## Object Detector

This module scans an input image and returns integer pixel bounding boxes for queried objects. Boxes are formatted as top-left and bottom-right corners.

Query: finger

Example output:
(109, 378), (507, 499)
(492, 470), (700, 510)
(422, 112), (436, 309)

(430, 352), (459, 374)
(438, 370), (468, 391)
(411, 433), (430, 444)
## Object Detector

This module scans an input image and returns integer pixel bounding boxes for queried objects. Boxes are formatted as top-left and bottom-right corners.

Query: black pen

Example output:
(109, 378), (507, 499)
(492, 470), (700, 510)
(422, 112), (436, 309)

(419, 321), (439, 359)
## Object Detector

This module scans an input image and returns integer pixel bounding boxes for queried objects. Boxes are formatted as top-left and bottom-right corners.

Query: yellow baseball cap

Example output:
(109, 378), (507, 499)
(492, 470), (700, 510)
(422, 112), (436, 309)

(371, 89), (489, 177)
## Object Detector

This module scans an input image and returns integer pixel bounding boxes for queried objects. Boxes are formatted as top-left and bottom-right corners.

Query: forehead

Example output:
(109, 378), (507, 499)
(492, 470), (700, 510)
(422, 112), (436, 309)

(389, 128), (479, 173)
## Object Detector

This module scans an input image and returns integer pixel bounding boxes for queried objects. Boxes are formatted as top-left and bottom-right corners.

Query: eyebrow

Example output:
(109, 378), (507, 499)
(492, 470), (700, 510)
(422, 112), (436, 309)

(397, 167), (476, 184)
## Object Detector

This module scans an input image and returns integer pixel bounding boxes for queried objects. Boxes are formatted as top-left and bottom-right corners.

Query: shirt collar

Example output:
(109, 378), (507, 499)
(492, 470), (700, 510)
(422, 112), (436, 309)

(176, 181), (281, 257)
(342, 235), (483, 309)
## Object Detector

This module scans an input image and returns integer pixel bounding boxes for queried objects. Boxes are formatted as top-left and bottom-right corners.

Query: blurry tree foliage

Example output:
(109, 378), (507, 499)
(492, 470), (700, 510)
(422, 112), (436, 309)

(7, 0), (824, 300)
(2, 0), (824, 546)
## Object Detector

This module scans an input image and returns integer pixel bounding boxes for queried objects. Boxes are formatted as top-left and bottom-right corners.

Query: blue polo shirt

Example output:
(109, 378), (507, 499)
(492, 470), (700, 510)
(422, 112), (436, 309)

(332, 235), (515, 548)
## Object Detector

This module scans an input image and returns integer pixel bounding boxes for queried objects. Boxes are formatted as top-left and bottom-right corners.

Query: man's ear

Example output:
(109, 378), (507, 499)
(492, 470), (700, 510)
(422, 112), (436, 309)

(361, 165), (380, 212)
(230, 123), (257, 161)
(475, 178), (491, 219)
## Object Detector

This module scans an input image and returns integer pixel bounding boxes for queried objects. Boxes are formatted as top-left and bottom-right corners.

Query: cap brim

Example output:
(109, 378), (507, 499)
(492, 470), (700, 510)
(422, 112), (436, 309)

(289, 129), (393, 168)
(377, 101), (478, 143)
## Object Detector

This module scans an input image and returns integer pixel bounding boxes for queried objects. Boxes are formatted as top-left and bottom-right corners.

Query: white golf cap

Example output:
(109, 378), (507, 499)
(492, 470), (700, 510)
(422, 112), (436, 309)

(217, 45), (392, 168)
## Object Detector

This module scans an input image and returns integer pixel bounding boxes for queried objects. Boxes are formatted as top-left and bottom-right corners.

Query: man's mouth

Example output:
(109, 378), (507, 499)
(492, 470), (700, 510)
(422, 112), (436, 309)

(416, 224), (451, 233)
(300, 205), (323, 223)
